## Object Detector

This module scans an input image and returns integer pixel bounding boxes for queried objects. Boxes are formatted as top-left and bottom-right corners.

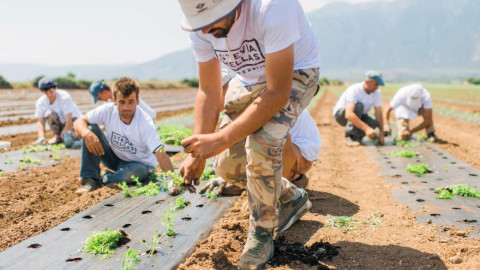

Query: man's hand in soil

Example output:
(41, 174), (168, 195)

(179, 155), (206, 186)
(383, 125), (392, 136)
(401, 130), (412, 140)
(199, 177), (227, 196)
(366, 128), (377, 139)
(33, 136), (46, 145)
(84, 131), (104, 156)
(181, 132), (227, 159)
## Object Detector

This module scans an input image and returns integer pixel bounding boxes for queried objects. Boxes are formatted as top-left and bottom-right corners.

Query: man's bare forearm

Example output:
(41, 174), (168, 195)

(37, 119), (46, 137)
(74, 116), (92, 138)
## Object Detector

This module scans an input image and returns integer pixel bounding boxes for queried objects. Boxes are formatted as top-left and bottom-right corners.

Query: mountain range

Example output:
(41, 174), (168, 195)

(1, 0), (478, 82)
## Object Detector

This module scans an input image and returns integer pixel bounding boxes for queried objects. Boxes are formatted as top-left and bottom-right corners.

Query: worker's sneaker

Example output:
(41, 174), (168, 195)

(344, 136), (361, 147)
(427, 132), (438, 143)
(277, 188), (312, 232)
(238, 226), (274, 270)
(291, 174), (309, 189)
(76, 178), (97, 194)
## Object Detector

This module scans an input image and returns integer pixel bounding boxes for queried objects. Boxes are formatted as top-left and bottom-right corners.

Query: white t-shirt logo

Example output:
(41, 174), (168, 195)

(111, 132), (137, 154)
(214, 39), (265, 74)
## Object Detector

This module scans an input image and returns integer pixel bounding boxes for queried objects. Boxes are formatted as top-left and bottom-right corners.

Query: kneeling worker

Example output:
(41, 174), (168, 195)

(74, 77), (174, 193)
(383, 83), (438, 142)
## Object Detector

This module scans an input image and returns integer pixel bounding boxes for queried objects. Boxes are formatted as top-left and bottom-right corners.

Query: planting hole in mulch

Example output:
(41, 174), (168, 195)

(386, 161), (392, 164)
(268, 236), (339, 268)
(141, 210), (152, 215)
(27, 243), (41, 249)
(66, 257), (82, 263)
(429, 188), (435, 191)
(452, 207), (461, 210)
(437, 178), (443, 181)
(383, 157), (388, 160)
(104, 204), (114, 207)
(401, 181), (408, 185)
(408, 191), (416, 194)
(117, 230), (131, 247)
(458, 166), (465, 170)
(469, 173), (478, 177)
(459, 219), (477, 224)
(416, 159), (421, 162)
(417, 199), (425, 202)
(442, 157), (448, 159)
(421, 181), (428, 183)
(181, 217), (192, 221)
(196, 204), (204, 208)
(156, 200), (165, 204)
(392, 174), (401, 178)
(391, 166), (396, 169)
(431, 213), (441, 217)
(82, 215), (93, 219)
(60, 227), (70, 231)
(451, 162), (457, 164)
(122, 224), (131, 228)
(145, 249), (158, 255)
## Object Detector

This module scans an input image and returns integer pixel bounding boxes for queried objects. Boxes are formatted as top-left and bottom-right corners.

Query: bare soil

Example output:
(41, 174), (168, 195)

(1, 90), (480, 269)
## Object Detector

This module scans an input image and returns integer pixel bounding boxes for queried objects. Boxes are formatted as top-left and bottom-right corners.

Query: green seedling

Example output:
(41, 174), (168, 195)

(82, 228), (124, 259)
(417, 133), (424, 142)
(18, 161), (25, 171)
(200, 167), (218, 181)
(157, 125), (193, 146)
(206, 190), (218, 199)
(23, 157), (42, 164)
(52, 152), (59, 161)
(444, 167), (449, 173)
(131, 175), (142, 187)
(362, 212), (384, 231)
(0, 171), (3, 177)
(160, 171), (184, 187)
(122, 249), (140, 270)
(118, 182), (131, 197)
(436, 189), (454, 199)
(436, 184), (480, 199)
(131, 182), (160, 196)
(162, 207), (177, 237)
(389, 150), (417, 158)
(4, 153), (8, 158)
(405, 163), (430, 176)
(6, 158), (13, 164)
(174, 196), (188, 210)
(326, 215), (360, 232)
(141, 230), (161, 256)
(395, 140), (417, 147)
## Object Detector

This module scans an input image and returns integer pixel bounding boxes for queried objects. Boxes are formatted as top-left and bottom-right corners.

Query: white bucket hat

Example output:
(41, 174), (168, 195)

(179, 0), (243, 32)
(406, 84), (423, 108)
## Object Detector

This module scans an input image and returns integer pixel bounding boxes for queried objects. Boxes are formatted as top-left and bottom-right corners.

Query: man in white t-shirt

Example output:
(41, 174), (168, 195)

(74, 77), (174, 194)
(34, 77), (82, 148)
(89, 80), (157, 120)
(383, 83), (438, 142)
(333, 71), (385, 146)
(177, 0), (321, 267)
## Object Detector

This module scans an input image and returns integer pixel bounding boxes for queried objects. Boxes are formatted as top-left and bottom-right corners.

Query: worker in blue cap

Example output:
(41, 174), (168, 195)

(332, 71), (385, 146)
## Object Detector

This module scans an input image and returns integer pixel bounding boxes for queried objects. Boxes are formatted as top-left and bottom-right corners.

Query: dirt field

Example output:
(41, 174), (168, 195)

(1, 88), (480, 269)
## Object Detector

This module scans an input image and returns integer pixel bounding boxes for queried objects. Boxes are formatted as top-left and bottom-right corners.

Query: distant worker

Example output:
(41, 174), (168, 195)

(89, 80), (157, 120)
(74, 77), (174, 194)
(333, 71), (385, 146)
(34, 77), (82, 148)
(383, 83), (438, 142)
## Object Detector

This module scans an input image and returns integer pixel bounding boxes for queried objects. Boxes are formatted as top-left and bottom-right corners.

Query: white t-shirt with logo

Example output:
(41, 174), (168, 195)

(35, 89), (81, 123)
(332, 82), (382, 115)
(290, 110), (321, 161)
(86, 103), (163, 169)
(189, 0), (321, 85)
(390, 85), (433, 120)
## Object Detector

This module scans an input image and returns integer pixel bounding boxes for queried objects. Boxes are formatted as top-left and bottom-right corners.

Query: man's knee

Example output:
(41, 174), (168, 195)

(354, 103), (364, 117)
(88, 124), (102, 136)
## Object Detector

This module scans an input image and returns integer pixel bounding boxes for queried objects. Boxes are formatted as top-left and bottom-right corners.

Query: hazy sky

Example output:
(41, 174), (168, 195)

(0, 0), (390, 66)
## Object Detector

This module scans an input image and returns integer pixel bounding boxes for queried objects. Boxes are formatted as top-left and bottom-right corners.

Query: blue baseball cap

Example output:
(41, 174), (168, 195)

(89, 80), (108, 103)
(365, 70), (385, 86)
(38, 77), (57, 91)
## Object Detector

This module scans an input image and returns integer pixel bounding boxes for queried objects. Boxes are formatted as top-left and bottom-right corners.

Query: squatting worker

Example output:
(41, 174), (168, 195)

(89, 80), (157, 120)
(176, 0), (321, 269)
(34, 77), (82, 148)
(383, 83), (438, 142)
(74, 77), (174, 194)
(332, 71), (385, 146)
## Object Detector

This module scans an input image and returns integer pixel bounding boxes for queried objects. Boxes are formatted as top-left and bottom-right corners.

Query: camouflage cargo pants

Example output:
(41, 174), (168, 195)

(45, 110), (77, 136)
(214, 68), (320, 229)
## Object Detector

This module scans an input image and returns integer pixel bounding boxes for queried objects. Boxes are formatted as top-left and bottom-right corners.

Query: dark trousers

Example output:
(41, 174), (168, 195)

(334, 103), (378, 141)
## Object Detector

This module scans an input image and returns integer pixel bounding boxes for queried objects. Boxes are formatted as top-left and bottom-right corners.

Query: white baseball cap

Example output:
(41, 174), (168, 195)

(406, 84), (424, 108)
(178, 0), (243, 32)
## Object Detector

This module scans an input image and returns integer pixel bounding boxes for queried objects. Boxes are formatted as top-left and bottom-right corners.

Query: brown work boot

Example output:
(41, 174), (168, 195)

(238, 226), (274, 270)
(427, 132), (438, 143)
(76, 178), (97, 194)
(291, 174), (309, 189)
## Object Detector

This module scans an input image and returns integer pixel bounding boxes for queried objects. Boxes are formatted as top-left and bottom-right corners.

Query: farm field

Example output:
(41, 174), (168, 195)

(1, 84), (480, 269)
